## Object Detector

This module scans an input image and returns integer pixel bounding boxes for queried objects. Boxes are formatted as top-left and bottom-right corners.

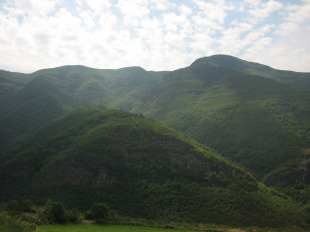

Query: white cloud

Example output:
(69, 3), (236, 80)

(0, 0), (309, 72)
(275, 2), (310, 35)
(284, 3), (310, 23)
(243, 0), (262, 6)
(276, 22), (299, 35)
(190, 33), (214, 53)
(179, 4), (193, 16)
(86, 0), (111, 15)
(14, 0), (62, 16)
(248, 0), (283, 22)
(150, 0), (171, 11)
(163, 11), (188, 32)
(193, 0), (230, 24)
(243, 28), (310, 72)
(117, 0), (150, 27)
(217, 23), (253, 54)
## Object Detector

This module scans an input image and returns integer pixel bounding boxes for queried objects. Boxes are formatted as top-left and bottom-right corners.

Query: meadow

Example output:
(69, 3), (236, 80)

(36, 224), (309, 232)
(37, 224), (197, 232)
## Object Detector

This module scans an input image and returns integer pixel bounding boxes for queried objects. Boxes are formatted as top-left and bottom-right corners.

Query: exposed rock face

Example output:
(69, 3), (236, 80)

(264, 160), (310, 188)
(31, 159), (92, 186)
(29, 142), (257, 191)
(91, 168), (116, 187)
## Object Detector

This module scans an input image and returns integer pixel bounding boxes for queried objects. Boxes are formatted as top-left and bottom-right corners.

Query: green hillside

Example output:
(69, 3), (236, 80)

(137, 59), (310, 177)
(198, 55), (310, 90)
(0, 70), (31, 117)
(31, 65), (167, 111)
(0, 107), (305, 227)
(0, 77), (79, 144)
(0, 65), (166, 147)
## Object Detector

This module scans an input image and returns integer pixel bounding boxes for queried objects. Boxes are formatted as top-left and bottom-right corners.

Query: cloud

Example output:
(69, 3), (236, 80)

(150, 0), (171, 11)
(284, 2), (310, 23)
(248, 0), (283, 23)
(193, 0), (231, 24)
(163, 11), (189, 32)
(0, 0), (309, 72)
(243, 25), (310, 72)
(85, 0), (111, 15)
(13, 0), (62, 16)
(117, 0), (150, 27)
(217, 23), (274, 56)
(275, 2), (310, 35)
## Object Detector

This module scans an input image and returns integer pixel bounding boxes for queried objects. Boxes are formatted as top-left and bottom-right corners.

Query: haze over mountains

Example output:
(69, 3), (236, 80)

(1, 55), (310, 227)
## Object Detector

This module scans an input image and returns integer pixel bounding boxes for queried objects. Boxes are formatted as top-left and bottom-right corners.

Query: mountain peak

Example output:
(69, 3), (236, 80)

(191, 54), (272, 72)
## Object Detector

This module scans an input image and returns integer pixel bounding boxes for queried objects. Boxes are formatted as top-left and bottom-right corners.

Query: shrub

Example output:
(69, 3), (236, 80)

(86, 203), (110, 223)
(0, 212), (36, 232)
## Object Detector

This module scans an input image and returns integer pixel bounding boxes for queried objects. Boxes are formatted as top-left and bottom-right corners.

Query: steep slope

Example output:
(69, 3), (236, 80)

(0, 70), (31, 117)
(31, 65), (168, 111)
(0, 107), (304, 227)
(0, 76), (79, 145)
(0, 65), (167, 147)
(137, 60), (310, 177)
(198, 55), (310, 90)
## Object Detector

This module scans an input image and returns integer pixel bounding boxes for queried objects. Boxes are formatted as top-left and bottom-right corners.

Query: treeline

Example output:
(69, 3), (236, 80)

(0, 199), (117, 232)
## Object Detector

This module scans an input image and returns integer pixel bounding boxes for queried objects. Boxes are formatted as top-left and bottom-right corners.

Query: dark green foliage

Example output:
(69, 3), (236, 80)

(201, 55), (310, 90)
(136, 56), (310, 178)
(1, 56), (310, 228)
(0, 212), (36, 232)
(5, 200), (34, 216)
(1, 58), (309, 179)
(0, 66), (166, 149)
(0, 199), (80, 231)
(44, 201), (65, 224)
(41, 199), (79, 224)
(86, 203), (110, 223)
(0, 77), (79, 144)
(30, 65), (167, 111)
(0, 107), (306, 227)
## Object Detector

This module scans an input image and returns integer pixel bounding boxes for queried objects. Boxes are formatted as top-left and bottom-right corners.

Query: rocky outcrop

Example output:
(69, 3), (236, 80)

(31, 159), (92, 186)
(264, 160), (310, 188)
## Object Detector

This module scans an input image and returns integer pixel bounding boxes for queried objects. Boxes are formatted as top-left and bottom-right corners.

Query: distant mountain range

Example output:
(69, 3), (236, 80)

(1, 55), (310, 227)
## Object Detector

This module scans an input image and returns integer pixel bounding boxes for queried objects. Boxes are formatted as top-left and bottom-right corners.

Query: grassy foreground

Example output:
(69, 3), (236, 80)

(37, 224), (309, 232)
(38, 224), (196, 232)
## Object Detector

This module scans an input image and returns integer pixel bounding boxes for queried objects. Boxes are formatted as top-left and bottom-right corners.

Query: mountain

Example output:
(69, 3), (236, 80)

(0, 70), (30, 117)
(0, 76), (79, 144)
(31, 65), (168, 111)
(136, 57), (310, 178)
(197, 55), (310, 90)
(1, 56), (310, 227)
(0, 107), (305, 227)
(0, 65), (167, 146)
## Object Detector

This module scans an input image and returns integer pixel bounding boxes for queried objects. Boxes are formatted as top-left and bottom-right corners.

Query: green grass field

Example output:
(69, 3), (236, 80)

(37, 224), (197, 232)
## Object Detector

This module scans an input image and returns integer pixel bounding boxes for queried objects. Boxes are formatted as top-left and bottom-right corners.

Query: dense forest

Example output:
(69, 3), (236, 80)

(1, 55), (310, 230)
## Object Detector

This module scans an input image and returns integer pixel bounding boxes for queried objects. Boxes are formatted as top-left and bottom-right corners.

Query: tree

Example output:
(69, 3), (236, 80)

(45, 201), (65, 223)
(88, 203), (110, 223)
(5, 199), (33, 215)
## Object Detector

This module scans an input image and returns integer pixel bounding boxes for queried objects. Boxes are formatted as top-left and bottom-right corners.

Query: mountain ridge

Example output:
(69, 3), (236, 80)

(192, 54), (310, 90)
(1, 55), (310, 227)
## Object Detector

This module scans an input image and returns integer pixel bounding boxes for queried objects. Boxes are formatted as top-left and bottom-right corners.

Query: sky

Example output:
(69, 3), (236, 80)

(0, 0), (310, 73)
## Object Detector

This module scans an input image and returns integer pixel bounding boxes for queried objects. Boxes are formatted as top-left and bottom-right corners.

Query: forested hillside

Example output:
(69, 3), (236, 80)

(0, 107), (305, 227)
(137, 56), (310, 176)
(1, 55), (310, 228)
(0, 66), (167, 144)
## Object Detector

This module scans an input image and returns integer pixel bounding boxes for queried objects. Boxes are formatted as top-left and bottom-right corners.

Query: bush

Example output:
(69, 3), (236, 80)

(0, 212), (36, 232)
(43, 199), (79, 224)
(45, 201), (65, 223)
(5, 199), (34, 216)
(64, 209), (80, 223)
(86, 203), (110, 223)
